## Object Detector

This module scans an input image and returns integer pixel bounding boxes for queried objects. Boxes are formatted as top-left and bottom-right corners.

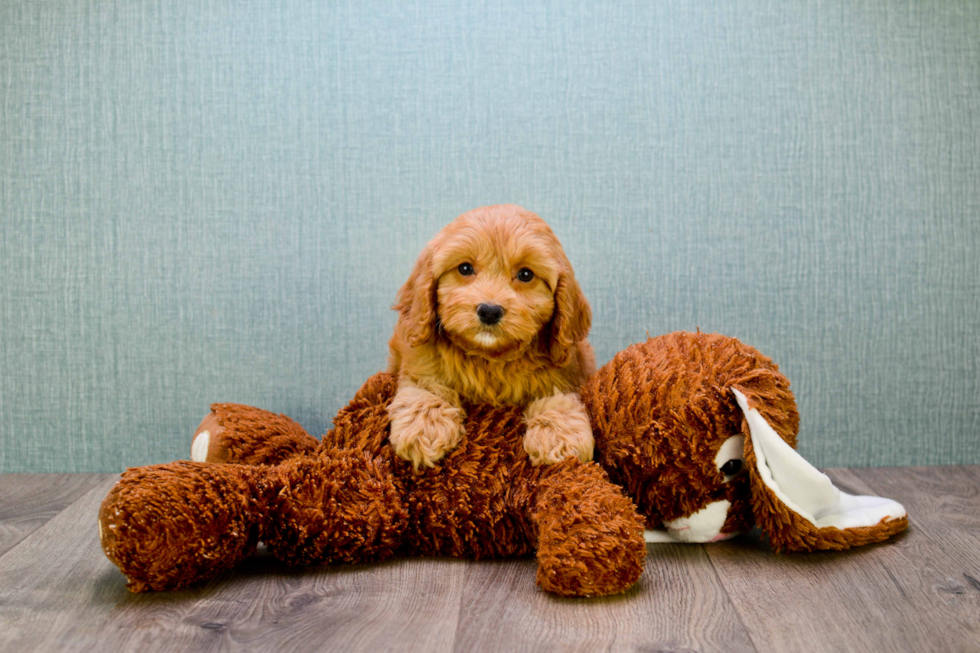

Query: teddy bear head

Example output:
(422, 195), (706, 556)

(582, 331), (907, 552)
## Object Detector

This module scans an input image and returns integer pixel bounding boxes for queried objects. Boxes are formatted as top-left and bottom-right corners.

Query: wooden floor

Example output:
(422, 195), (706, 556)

(0, 467), (977, 652)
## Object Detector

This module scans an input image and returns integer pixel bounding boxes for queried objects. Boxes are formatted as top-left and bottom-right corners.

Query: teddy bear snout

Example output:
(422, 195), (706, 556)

(660, 499), (734, 543)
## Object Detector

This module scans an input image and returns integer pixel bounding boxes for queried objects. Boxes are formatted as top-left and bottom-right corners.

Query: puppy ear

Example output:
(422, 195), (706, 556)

(732, 388), (908, 553)
(394, 247), (438, 346)
(547, 272), (591, 365)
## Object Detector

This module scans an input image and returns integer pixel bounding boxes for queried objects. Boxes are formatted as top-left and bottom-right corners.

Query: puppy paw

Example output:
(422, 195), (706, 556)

(523, 392), (594, 465)
(387, 384), (465, 469)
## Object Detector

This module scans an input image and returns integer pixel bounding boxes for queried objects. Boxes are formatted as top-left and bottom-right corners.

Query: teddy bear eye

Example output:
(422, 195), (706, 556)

(458, 262), (474, 276)
(720, 459), (743, 476)
(517, 268), (534, 282)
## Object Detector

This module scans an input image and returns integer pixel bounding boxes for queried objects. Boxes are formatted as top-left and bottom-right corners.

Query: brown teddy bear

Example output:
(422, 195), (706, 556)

(99, 332), (907, 598)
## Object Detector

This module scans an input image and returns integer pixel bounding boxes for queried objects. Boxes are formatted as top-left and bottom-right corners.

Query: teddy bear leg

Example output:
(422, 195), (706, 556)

(263, 450), (409, 567)
(531, 460), (647, 597)
(191, 403), (320, 465)
(99, 461), (268, 592)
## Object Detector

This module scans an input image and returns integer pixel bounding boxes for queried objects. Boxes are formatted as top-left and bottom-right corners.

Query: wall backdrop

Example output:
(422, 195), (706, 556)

(2, 0), (978, 472)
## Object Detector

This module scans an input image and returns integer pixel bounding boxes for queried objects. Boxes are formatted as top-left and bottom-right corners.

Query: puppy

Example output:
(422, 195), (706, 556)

(387, 205), (596, 469)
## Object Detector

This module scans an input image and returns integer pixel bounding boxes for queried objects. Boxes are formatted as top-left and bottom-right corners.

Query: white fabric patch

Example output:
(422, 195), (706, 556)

(191, 430), (210, 462)
(663, 499), (732, 542)
(644, 529), (679, 543)
(732, 388), (907, 530)
(644, 500), (738, 543)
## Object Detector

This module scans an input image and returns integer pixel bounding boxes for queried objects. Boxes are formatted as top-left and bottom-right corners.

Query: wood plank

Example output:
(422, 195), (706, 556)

(963, 465), (980, 484)
(704, 467), (980, 653)
(453, 544), (757, 653)
(858, 466), (980, 647)
(0, 474), (111, 558)
(0, 475), (123, 651)
(91, 554), (467, 653)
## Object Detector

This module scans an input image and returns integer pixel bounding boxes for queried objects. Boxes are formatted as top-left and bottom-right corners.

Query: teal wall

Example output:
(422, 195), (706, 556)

(2, 0), (978, 472)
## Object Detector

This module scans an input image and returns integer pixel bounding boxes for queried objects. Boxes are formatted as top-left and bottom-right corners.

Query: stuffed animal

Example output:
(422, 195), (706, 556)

(98, 332), (907, 597)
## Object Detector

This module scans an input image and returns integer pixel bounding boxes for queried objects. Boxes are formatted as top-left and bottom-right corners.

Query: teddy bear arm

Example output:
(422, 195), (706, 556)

(99, 461), (271, 592)
(530, 460), (647, 597)
(262, 449), (410, 567)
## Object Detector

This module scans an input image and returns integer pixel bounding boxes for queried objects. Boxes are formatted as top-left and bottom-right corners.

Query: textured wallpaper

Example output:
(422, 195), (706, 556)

(1, 0), (978, 472)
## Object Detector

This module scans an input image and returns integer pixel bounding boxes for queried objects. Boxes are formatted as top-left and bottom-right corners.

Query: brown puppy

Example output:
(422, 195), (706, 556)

(387, 205), (595, 468)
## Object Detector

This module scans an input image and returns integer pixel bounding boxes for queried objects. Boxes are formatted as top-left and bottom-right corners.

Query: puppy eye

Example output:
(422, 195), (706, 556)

(458, 263), (475, 276)
(720, 459), (742, 476)
(517, 268), (534, 282)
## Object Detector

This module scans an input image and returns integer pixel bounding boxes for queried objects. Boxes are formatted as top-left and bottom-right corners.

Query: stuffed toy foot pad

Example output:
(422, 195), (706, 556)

(191, 403), (320, 465)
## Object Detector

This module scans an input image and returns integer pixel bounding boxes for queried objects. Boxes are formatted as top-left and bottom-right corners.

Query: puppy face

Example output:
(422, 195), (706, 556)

(395, 205), (589, 362)
(434, 221), (558, 356)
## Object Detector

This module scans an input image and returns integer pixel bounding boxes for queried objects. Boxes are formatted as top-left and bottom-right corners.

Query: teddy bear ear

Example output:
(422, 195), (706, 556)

(731, 388), (908, 553)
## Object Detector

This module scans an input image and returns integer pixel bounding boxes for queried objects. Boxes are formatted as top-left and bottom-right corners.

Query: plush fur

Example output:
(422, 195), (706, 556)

(584, 332), (798, 539)
(387, 205), (595, 468)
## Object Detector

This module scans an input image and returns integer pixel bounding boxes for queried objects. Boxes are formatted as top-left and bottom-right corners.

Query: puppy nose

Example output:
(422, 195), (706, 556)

(477, 303), (504, 325)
